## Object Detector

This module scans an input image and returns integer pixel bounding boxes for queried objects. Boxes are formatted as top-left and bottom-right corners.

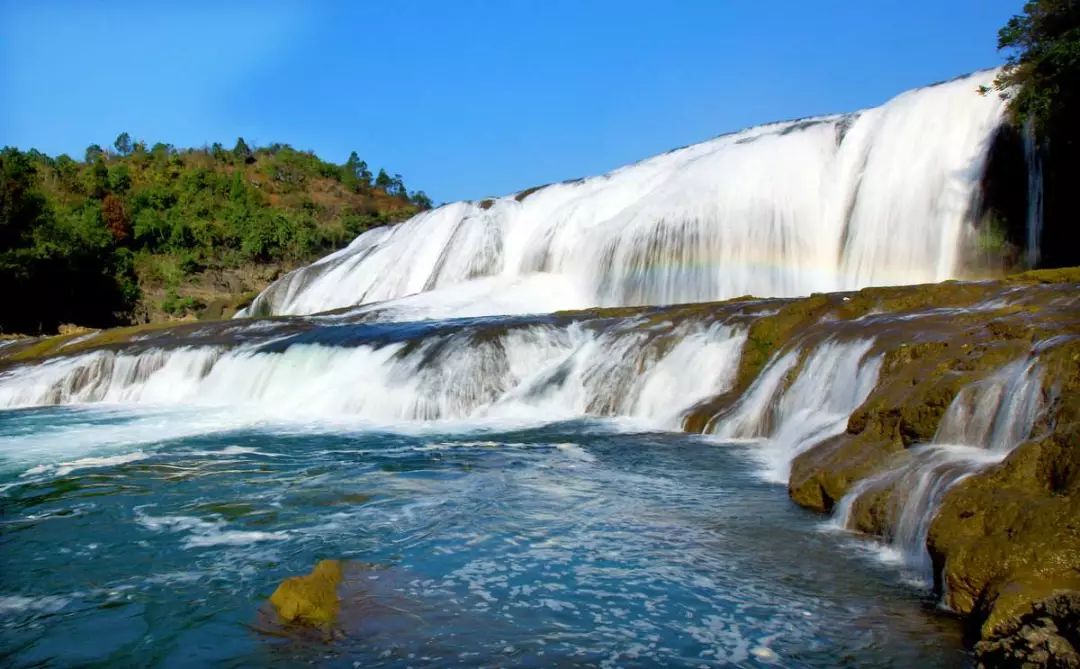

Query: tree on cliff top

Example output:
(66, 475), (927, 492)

(986, 0), (1080, 129)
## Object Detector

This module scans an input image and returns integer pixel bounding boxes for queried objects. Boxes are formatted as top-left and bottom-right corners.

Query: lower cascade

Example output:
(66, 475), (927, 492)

(1, 270), (1078, 666)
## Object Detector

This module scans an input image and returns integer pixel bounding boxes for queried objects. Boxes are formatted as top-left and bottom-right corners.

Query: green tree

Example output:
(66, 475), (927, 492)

(344, 151), (373, 191)
(0, 148), (47, 248)
(0, 138), (423, 332)
(374, 168), (393, 190)
(109, 164), (132, 193)
(233, 137), (255, 165)
(410, 190), (433, 209)
(985, 0), (1080, 128)
(114, 132), (133, 156)
(150, 143), (172, 164)
(85, 144), (105, 163)
(84, 156), (110, 199)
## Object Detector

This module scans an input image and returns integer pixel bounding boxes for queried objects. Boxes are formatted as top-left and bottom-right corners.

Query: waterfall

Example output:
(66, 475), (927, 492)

(241, 70), (1006, 321)
(1023, 119), (1044, 268)
(708, 338), (883, 483)
(0, 319), (745, 431)
(831, 357), (1045, 583)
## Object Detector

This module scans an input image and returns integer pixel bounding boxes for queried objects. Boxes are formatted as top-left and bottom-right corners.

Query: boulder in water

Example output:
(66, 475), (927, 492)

(269, 559), (343, 627)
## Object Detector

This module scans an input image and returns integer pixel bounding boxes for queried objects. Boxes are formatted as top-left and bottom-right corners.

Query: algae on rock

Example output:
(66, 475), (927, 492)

(270, 559), (344, 627)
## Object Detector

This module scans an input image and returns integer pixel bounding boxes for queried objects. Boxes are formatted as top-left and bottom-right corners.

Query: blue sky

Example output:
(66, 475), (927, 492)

(1, 1), (1020, 203)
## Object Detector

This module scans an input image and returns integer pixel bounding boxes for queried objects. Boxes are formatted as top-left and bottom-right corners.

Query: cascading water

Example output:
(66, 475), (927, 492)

(1024, 119), (1044, 268)
(831, 356), (1046, 582)
(3, 61), (1074, 666)
(241, 70), (1007, 321)
(708, 338), (883, 483)
(0, 319), (745, 431)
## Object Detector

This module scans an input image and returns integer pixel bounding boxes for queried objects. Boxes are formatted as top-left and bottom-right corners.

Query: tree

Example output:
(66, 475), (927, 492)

(233, 137), (255, 165)
(374, 168), (393, 190)
(0, 148), (47, 248)
(84, 156), (110, 199)
(390, 173), (407, 197)
(344, 151), (373, 191)
(150, 143), (172, 164)
(984, 0), (1079, 268)
(109, 164), (132, 193)
(85, 144), (105, 163)
(114, 132), (132, 156)
(410, 190), (433, 210)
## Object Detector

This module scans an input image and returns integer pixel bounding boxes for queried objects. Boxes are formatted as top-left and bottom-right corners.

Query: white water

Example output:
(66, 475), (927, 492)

(708, 339), (883, 483)
(242, 71), (1005, 321)
(1024, 119), (1044, 268)
(831, 358), (1045, 582)
(0, 321), (745, 432)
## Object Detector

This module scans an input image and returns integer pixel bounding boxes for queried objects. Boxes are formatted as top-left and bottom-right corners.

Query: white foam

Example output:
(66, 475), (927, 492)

(134, 511), (289, 549)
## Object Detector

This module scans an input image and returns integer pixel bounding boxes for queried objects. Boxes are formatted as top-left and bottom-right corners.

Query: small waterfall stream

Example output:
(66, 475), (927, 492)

(830, 358), (1046, 582)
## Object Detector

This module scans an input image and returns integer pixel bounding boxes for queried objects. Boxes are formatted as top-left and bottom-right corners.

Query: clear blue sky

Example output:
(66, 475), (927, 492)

(1, 1), (1021, 203)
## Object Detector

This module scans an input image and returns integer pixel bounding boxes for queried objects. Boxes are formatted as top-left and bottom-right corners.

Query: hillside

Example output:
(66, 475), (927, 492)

(0, 136), (431, 335)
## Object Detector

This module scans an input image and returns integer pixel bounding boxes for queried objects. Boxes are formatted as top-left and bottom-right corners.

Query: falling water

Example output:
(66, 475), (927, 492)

(831, 357), (1045, 582)
(1023, 119), (1044, 268)
(0, 319), (745, 431)
(709, 338), (883, 483)
(242, 71), (1006, 320)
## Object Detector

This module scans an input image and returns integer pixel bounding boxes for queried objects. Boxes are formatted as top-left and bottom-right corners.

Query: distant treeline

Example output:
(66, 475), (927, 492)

(0, 135), (431, 334)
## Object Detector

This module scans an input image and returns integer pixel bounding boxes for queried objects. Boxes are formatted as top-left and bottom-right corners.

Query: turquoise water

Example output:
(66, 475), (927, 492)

(0, 406), (965, 667)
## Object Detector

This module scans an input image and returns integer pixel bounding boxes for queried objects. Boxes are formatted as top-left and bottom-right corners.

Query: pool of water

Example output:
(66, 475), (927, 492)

(0, 406), (966, 667)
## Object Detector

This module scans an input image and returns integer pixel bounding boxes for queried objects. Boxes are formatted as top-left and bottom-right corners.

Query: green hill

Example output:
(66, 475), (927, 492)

(0, 135), (431, 335)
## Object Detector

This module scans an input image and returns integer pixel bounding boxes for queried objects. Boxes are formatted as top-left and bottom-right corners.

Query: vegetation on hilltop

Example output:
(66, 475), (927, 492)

(0, 136), (432, 334)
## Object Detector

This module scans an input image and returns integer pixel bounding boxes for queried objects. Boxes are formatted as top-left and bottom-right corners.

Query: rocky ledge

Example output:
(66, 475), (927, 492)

(736, 268), (1079, 668)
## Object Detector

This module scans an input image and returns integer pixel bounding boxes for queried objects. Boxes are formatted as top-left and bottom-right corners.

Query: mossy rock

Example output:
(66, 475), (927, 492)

(269, 559), (344, 628)
(927, 428), (1080, 635)
(925, 336), (1080, 644)
(973, 592), (1080, 668)
(846, 478), (903, 537)
(789, 430), (906, 513)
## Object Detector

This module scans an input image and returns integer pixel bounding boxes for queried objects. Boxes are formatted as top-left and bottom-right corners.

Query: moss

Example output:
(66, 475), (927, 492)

(789, 432), (906, 514)
(269, 559), (344, 628)
(1007, 266), (1080, 284)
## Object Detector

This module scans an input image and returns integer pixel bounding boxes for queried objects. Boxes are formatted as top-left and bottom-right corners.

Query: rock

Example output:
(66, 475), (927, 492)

(57, 323), (95, 336)
(974, 592), (1080, 668)
(926, 339), (1080, 647)
(269, 559), (343, 627)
